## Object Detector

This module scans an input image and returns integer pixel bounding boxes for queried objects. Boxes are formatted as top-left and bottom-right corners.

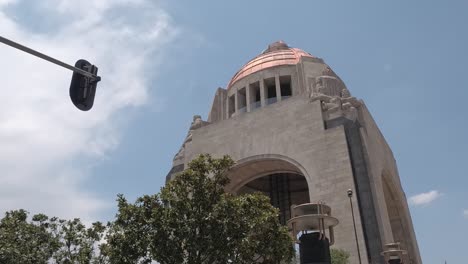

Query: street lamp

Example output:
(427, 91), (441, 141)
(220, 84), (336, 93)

(348, 189), (362, 264)
(381, 242), (407, 264)
(287, 202), (339, 264)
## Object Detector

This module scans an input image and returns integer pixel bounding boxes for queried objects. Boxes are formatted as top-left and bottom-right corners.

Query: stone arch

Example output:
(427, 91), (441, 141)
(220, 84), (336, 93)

(382, 170), (417, 263)
(226, 154), (311, 225)
(226, 154), (311, 193)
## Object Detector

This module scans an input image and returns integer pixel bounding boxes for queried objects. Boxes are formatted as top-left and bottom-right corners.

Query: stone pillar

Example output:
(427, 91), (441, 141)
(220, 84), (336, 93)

(260, 79), (266, 107)
(226, 95), (229, 119)
(246, 83), (251, 112)
(234, 90), (238, 114)
(275, 74), (282, 102)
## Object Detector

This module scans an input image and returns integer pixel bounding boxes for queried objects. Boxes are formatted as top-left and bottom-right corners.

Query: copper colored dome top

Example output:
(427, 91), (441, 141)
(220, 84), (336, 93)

(227, 41), (315, 89)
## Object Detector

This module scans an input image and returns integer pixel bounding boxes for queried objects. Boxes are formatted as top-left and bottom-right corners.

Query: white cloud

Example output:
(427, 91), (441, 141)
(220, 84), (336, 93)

(0, 0), (16, 6)
(408, 190), (442, 206)
(463, 209), (468, 219)
(0, 0), (176, 221)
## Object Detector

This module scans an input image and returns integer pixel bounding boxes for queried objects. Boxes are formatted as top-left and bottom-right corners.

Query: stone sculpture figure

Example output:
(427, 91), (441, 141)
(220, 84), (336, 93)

(174, 115), (209, 160)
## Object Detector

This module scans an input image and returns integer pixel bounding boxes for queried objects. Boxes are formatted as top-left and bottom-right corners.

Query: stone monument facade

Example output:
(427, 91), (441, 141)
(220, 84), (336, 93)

(167, 41), (422, 264)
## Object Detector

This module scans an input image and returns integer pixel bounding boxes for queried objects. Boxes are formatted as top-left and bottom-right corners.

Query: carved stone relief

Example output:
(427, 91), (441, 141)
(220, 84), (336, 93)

(310, 87), (362, 122)
(174, 115), (210, 161)
(309, 70), (347, 98)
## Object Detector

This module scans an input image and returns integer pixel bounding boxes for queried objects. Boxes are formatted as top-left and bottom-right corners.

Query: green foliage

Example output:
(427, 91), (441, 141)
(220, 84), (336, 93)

(53, 219), (107, 263)
(0, 209), (105, 264)
(0, 210), (58, 264)
(105, 154), (295, 264)
(331, 248), (350, 264)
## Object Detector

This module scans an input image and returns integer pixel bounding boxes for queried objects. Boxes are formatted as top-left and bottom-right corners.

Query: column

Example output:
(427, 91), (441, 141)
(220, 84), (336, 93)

(246, 83), (251, 112)
(275, 74), (282, 102)
(226, 95), (229, 119)
(234, 90), (238, 114)
(260, 79), (266, 107)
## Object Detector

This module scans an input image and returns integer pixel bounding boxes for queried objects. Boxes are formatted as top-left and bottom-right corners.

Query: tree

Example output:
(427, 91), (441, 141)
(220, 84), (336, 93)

(52, 219), (107, 264)
(105, 154), (295, 264)
(0, 209), (106, 264)
(331, 248), (350, 264)
(0, 210), (59, 264)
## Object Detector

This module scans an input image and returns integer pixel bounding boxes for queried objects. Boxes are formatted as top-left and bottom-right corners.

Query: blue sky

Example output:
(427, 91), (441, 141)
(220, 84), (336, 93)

(0, 1), (467, 263)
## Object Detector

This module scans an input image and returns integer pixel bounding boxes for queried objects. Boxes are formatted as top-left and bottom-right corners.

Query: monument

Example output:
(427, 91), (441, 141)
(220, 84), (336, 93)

(166, 41), (422, 264)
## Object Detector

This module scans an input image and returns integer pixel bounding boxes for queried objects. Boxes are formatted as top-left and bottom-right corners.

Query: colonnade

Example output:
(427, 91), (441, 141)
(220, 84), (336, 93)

(227, 74), (292, 118)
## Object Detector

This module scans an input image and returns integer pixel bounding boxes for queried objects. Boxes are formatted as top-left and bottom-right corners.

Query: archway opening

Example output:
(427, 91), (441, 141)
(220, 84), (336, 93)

(238, 172), (309, 225)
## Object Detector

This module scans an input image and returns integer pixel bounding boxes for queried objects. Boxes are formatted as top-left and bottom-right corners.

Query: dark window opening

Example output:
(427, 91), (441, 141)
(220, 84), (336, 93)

(280, 75), (292, 99)
(228, 95), (235, 117)
(264, 77), (276, 105)
(250, 81), (261, 110)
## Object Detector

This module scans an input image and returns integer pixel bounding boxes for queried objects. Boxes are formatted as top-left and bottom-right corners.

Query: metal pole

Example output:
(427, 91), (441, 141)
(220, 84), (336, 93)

(348, 189), (362, 264)
(0, 36), (100, 81)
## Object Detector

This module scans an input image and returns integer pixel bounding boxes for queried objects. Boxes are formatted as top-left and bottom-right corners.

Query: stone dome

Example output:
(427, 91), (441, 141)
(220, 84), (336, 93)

(227, 41), (315, 89)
